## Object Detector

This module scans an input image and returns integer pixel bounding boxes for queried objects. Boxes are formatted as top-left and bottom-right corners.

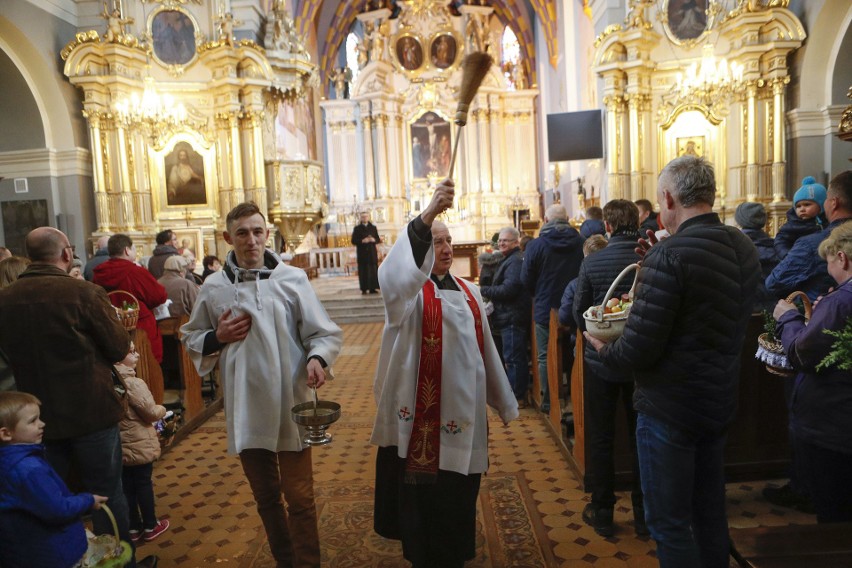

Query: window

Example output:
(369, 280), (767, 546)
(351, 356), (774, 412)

(501, 26), (521, 90)
(345, 32), (360, 84)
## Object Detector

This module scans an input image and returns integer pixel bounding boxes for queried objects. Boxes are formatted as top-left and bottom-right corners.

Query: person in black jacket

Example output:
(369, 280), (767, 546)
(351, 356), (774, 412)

(481, 227), (531, 405)
(351, 211), (381, 294)
(521, 205), (584, 413)
(735, 202), (779, 314)
(573, 200), (645, 538)
(635, 199), (660, 235)
(585, 156), (760, 568)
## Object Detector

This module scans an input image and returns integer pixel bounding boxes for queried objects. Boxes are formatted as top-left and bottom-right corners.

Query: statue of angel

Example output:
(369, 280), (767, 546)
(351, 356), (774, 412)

(101, 3), (133, 43)
(330, 67), (352, 99)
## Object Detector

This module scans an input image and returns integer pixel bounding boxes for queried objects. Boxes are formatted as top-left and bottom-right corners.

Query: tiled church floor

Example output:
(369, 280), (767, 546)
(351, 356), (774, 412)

(144, 319), (816, 567)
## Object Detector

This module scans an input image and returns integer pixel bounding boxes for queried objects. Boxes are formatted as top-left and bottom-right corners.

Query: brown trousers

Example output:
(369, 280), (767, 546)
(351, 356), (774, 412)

(239, 448), (320, 568)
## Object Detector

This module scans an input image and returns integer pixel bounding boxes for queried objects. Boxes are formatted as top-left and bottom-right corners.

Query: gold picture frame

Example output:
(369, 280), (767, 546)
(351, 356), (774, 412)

(660, 0), (715, 49)
(394, 33), (425, 73)
(148, 6), (200, 71)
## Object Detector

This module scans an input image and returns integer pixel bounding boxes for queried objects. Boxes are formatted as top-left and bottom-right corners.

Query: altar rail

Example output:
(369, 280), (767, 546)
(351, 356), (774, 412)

(309, 247), (354, 276)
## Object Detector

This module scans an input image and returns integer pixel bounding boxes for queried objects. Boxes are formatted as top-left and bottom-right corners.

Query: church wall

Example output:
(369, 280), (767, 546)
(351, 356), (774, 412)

(0, 50), (45, 151)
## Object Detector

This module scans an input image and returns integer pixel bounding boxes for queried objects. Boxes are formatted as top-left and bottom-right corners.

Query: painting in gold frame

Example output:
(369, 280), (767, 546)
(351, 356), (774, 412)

(677, 136), (705, 158)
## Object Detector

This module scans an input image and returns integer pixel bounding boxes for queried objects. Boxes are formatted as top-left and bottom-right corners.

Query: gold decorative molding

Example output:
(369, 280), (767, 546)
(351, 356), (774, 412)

(839, 86), (852, 143)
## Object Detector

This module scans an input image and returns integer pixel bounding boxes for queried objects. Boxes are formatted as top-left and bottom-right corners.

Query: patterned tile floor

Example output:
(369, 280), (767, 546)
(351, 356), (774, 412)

(142, 290), (816, 567)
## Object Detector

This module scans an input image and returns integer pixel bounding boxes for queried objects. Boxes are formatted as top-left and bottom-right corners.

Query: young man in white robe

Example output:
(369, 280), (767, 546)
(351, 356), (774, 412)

(371, 181), (519, 568)
(181, 202), (342, 568)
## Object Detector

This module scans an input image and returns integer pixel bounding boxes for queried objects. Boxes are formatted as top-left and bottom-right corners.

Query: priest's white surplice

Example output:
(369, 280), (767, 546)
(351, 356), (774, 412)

(370, 228), (519, 475)
(181, 262), (342, 455)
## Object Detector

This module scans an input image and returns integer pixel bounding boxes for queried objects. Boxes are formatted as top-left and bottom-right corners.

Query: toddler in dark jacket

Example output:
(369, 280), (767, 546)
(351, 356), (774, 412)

(735, 202), (780, 312)
(0, 391), (107, 568)
(775, 176), (828, 259)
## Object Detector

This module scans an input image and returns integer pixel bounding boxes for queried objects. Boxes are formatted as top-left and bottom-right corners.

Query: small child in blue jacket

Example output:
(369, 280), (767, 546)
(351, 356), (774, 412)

(774, 176), (829, 259)
(0, 391), (107, 568)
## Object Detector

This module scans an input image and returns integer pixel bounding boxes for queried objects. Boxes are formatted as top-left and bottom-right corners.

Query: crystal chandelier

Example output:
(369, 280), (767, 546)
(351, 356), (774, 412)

(674, 44), (744, 107)
(113, 75), (188, 129)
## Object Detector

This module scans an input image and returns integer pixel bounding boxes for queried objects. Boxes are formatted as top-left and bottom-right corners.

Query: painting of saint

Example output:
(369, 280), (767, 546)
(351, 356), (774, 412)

(677, 136), (704, 158)
(430, 34), (457, 69)
(1, 200), (49, 256)
(396, 35), (424, 71)
(410, 112), (451, 179)
(152, 10), (196, 66)
(667, 0), (708, 41)
(165, 142), (206, 206)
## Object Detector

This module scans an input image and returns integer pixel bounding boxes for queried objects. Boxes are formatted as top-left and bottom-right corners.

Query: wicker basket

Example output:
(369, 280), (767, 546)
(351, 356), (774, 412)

(755, 291), (812, 377)
(582, 263), (640, 342)
(107, 290), (139, 331)
(82, 504), (132, 567)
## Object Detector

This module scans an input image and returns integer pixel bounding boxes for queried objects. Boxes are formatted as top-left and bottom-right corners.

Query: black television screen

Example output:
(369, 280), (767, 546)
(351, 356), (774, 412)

(546, 110), (604, 161)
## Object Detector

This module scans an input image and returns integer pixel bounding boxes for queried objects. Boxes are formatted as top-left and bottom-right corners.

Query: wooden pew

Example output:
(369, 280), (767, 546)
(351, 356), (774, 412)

(730, 523), (852, 567)
(290, 252), (318, 280)
(158, 316), (204, 422)
(530, 304), (542, 409)
(563, 313), (791, 488)
(546, 309), (564, 430)
(133, 328), (164, 405)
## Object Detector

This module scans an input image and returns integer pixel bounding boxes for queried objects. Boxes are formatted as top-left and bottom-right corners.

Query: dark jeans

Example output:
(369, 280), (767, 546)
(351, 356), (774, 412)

(534, 323), (550, 410)
(500, 324), (529, 400)
(795, 436), (852, 523)
(636, 413), (729, 568)
(585, 374), (642, 510)
(45, 425), (136, 566)
(123, 462), (157, 531)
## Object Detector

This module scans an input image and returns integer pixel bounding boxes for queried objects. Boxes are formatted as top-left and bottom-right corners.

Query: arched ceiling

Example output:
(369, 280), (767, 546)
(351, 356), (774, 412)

(293, 0), (558, 95)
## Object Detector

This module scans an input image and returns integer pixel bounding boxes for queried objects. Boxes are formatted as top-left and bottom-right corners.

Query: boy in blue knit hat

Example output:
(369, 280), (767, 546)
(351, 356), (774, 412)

(774, 176), (828, 259)
(0, 391), (108, 568)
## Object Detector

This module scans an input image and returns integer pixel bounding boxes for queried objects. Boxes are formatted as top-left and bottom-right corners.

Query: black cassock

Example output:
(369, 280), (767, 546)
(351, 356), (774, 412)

(351, 222), (381, 292)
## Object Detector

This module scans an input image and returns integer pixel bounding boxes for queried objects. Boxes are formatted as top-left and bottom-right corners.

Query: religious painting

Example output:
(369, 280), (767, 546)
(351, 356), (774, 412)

(396, 34), (424, 71)
(430, 33), (457, 70)
(164, 142), (206, 206)
(410, 111), (451, 180)
(151, 9), (197, 66)
(677, 136), (705, 157)
(172, 229), (203, 261)
(664, 0), (709, 43)
(1, 200), (49, 256)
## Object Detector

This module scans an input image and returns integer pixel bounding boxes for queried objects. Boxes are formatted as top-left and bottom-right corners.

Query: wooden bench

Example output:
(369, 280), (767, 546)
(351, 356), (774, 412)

(290, 252), (318, 280)
(158, 316), (204, 422)
(730, 523), (852, 567)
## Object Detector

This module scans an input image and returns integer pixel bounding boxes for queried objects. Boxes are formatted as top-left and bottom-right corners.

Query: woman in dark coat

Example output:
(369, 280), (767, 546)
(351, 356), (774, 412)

(774, 221), (852, 523)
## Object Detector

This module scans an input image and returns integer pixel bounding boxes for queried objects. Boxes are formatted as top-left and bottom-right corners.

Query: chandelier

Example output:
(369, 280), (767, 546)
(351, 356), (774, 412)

(113, 75), (187, 128)
(673, 44), (744, 108)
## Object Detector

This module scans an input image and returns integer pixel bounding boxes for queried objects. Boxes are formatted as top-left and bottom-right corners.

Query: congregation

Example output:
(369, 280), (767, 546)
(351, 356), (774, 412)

(0, 160), (850, 568)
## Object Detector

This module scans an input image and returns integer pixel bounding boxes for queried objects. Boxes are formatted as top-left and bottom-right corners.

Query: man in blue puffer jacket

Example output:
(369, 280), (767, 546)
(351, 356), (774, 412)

(766, 172), (852, 302)
(586, 156), (760, 568)
(521, 204), (584, 413)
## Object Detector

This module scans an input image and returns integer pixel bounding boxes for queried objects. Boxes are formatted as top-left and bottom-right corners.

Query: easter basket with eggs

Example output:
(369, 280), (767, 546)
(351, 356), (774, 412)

(582, 263), (640, 342)
(755, 291), (812, 377)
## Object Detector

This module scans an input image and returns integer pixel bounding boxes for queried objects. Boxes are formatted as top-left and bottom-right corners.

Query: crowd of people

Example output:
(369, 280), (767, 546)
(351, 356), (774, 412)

(0, 160), (849, 568)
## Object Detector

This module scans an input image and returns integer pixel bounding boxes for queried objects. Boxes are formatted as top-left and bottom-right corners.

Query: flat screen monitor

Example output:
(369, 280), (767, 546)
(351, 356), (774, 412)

(546, 110), (604, 162)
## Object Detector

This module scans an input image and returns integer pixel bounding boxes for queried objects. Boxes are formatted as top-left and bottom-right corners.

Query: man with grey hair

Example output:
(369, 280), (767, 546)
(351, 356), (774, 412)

(481, 226), (532, 405)
(585, 155), (760, 567)
(521, 204), (584, 413)
(83, 234), (110, 281)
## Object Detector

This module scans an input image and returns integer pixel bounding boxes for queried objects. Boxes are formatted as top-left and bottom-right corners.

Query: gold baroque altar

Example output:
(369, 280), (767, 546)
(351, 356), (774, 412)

(593, 0), (805, 233)
(61, 1), (322, 257)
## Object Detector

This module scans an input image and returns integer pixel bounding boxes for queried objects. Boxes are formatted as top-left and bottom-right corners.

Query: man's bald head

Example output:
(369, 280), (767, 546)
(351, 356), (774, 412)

(25, 227), (73, 271)
(96, 235), (110, 250)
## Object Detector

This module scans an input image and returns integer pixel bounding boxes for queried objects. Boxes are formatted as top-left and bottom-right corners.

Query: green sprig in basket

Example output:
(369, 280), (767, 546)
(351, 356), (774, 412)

(755, 291), (811, 377)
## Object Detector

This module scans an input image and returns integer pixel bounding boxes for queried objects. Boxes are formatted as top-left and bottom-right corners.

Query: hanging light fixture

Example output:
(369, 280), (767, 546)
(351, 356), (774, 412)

(674, 44), (744, 107)
(113, 73), (188, 128)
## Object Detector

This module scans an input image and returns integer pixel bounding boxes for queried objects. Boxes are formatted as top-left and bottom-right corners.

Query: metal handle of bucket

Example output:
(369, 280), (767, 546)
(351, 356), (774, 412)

(596, 263), (641, 323)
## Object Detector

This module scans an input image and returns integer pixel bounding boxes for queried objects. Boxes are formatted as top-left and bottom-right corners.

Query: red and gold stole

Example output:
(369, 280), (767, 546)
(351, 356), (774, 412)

(404, 277), (484, 484)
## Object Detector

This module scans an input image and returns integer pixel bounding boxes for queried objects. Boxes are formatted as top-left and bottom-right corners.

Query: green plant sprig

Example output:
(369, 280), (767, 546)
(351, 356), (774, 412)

(816, 318), (852, 372)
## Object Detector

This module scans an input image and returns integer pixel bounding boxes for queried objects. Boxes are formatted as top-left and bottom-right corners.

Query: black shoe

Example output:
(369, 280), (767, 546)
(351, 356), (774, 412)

(138, 555), (159, 568)
(582, 503), (614, 537)
(361, 291), (367, 295)
(369, 290), (378, 294)
(762, 483), (815, 514)
(633, 509), (650, 536)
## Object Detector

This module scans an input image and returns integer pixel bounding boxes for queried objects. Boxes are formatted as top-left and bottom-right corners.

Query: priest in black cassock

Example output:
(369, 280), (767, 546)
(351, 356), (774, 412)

(351, 211), (381, 294)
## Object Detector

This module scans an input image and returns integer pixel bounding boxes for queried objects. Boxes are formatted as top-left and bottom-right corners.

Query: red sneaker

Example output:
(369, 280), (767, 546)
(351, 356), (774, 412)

(129, 529), (142, 544)
(143, 519), (170, 542)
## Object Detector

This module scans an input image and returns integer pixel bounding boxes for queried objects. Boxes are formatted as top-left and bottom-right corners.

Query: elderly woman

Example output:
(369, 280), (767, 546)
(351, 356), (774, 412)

(773, 221), (852, 523)
(0, 256), (30, 288)
(156, 255), (199, 318)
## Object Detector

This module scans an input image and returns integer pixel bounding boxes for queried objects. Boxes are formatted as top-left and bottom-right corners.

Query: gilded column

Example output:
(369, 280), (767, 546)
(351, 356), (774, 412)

(771, 77), (789, 202)
(115, 125), (135, 231)
(604, 95), (625, 199)
(375, 113), (389, 199)
(360, 102), (377, 201)
(746, 81), (759, 201)
(628, 93), (641, 202)
(244, 109), (268, 213)
(229, 112), (245, 205)
(477, 106), (492, 192)
(85, 110), (111, 232)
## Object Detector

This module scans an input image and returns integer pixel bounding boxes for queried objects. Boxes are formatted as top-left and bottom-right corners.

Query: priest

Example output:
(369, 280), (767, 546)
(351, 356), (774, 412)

(371, 180), (519, 568)
(351, 211), (381, 294)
